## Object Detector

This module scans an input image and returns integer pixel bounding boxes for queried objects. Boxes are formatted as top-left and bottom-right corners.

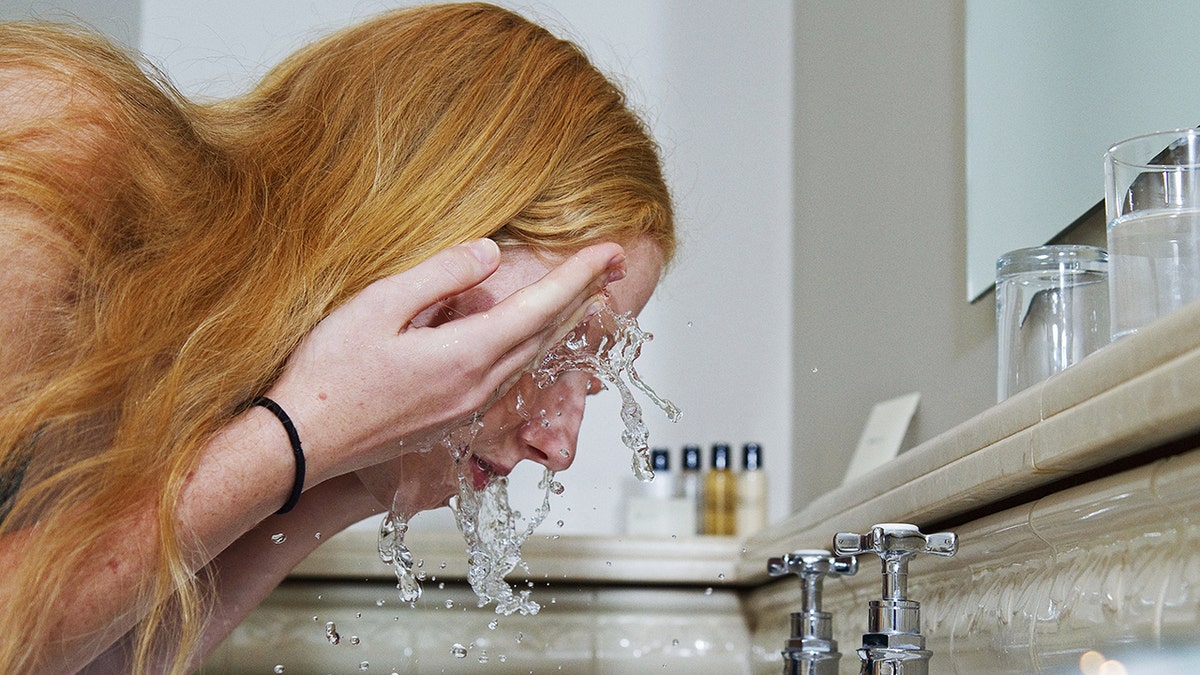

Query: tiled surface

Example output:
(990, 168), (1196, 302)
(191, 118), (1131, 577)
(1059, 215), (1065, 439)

(205, 583), (750, 674)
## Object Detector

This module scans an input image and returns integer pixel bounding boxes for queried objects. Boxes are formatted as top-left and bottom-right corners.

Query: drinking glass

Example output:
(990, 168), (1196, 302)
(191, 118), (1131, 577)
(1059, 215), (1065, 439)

(995, 245), (1109, 401)
(1105, 129), (1200, 339)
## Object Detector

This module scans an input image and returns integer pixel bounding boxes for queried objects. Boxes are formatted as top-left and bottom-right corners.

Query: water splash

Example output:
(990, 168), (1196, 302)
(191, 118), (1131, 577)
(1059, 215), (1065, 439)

(375, 303), (678, 613)
(376, 418), (482, 605)
(377, 512), (420, 604)
(535, 302), (681, 481)
(448, 467), (559, 615)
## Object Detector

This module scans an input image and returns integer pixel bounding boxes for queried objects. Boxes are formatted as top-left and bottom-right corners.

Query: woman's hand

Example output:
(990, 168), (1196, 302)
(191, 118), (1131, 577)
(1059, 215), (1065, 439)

(264, 238), (626, 487)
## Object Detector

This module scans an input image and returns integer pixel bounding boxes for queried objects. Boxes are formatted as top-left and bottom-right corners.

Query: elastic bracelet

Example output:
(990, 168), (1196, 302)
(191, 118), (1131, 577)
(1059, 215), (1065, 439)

(252, 396), (305, 515)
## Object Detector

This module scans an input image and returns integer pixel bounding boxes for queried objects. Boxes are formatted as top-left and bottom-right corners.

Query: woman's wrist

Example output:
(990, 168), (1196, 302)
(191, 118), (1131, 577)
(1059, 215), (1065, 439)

(176, 405), (303, 562)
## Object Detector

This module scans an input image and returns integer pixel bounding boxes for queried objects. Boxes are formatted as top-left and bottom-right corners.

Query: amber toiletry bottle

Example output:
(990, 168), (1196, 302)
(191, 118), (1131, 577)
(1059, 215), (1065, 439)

(704, 443), (736, 535)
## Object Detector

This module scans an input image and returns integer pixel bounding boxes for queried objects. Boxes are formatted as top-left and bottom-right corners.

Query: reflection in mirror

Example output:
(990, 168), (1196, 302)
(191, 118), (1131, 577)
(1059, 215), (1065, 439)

(965, 0), (1200, 300)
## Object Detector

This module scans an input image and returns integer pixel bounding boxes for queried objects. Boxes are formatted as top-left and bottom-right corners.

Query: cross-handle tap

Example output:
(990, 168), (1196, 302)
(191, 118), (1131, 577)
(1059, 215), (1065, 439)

(767, 549), (858, 675)
(833, 523), (957, 675)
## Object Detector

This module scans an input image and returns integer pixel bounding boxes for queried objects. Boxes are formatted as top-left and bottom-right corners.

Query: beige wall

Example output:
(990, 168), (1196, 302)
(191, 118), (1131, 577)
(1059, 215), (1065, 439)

(790, 1), (998, 506)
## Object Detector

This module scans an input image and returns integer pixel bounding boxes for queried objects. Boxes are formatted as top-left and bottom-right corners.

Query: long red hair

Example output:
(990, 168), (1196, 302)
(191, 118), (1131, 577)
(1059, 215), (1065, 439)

(0, 3), (673, 671)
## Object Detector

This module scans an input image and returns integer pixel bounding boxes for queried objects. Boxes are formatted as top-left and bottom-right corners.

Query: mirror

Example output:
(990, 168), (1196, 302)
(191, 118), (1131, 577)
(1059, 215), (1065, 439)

(965, 0), (1200, 300)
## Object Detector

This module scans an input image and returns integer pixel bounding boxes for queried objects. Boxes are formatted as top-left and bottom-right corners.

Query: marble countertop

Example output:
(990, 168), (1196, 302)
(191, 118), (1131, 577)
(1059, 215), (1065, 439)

(293, 300), (1200, 588)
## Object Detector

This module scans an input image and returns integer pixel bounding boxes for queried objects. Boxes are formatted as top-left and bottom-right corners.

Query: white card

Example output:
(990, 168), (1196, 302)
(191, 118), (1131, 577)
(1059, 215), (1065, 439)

(843, 392), (921, 484)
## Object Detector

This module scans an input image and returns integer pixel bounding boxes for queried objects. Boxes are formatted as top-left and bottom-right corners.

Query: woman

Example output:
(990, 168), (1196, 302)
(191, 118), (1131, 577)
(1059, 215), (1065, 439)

(0, 3), (675, 672)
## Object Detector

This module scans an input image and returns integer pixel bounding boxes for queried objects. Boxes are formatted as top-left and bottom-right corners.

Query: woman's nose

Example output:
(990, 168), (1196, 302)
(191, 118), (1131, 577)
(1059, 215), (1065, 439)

(517, 372), (589, 472)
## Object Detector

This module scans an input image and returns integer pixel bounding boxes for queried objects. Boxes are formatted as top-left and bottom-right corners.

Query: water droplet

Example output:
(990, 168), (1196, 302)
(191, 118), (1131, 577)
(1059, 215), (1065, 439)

(558, 448), (569, 457)
(549, 480), (564, 495)
(718, 573), (726, 580)
(672, 639), (680, 646)
(686, 321), (694, 328)
(314, 531), (321, 540)
(556, 520), (564, 527)
(444, 599), (454, 609)
(325, 621), (341, 645)
(350, 636), (360, 646)
(274, 666), (285, 674)
(451, 644), (468, 658)
(358, 661), (369, 671)
(488, 620), (499, 630)
(270, 532), (286, 545)
(375, 598), (385, 606)
(704, 587), (713, 596)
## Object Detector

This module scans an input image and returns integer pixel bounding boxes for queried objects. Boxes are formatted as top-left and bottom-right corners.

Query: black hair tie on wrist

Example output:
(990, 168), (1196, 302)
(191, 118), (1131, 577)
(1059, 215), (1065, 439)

(252, 396), (305, 515)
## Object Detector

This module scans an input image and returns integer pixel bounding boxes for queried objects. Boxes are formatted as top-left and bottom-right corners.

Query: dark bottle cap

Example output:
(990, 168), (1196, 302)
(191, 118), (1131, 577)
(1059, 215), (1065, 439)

(650, 447), (670, 472)
(682, 444), (702, 471)
(742, 442), (762, 471)
(711, 443), (731, 470)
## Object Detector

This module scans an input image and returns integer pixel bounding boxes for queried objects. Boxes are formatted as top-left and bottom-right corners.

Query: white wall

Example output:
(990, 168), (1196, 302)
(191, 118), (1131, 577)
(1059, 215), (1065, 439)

(131, 0), (795, 535)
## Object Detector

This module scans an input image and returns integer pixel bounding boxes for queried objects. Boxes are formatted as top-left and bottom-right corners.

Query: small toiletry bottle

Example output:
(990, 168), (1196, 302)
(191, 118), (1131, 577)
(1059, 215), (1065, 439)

(736, 442), (767, 535)
(704, 443), (736, 536)
(679, 444), (704, 535)
(625, 448), (677, 536)
(646, 447), (675, 499)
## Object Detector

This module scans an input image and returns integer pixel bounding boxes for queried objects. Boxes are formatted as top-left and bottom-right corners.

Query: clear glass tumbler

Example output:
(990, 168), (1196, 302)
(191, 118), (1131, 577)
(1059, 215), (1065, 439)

(1105, 129), (1200, 339)
(996, 245), (1109, 402)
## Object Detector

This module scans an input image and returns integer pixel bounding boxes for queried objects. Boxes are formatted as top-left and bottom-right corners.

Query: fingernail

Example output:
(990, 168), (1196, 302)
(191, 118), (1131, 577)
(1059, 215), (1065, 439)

(467, 238), (499, 265)
(605, 255), (627, 283)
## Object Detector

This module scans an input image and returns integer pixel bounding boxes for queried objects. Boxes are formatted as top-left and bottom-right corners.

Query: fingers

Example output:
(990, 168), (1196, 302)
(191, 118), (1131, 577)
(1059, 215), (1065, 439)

(365, 238), (502, 326)
(468, 242), (625, 357)
(461, 243), (626, 400)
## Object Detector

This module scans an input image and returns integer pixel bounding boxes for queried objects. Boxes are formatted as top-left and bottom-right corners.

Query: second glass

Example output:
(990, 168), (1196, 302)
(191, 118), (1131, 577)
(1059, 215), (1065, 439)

(1105, 129), (1200, 339)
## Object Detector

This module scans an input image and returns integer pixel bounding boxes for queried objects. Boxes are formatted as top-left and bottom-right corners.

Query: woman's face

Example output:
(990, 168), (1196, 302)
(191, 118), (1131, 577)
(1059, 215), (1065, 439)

(377, 236), (664, 515)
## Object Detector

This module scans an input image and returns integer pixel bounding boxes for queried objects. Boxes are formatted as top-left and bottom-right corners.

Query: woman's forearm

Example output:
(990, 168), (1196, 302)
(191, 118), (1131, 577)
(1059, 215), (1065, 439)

(80, 473), (383, 674)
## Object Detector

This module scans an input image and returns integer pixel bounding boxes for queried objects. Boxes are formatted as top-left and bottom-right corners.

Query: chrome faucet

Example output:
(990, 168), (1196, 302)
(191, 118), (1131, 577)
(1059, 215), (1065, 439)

(767, 549), (858, 675)
(833, 523), (957, 675)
